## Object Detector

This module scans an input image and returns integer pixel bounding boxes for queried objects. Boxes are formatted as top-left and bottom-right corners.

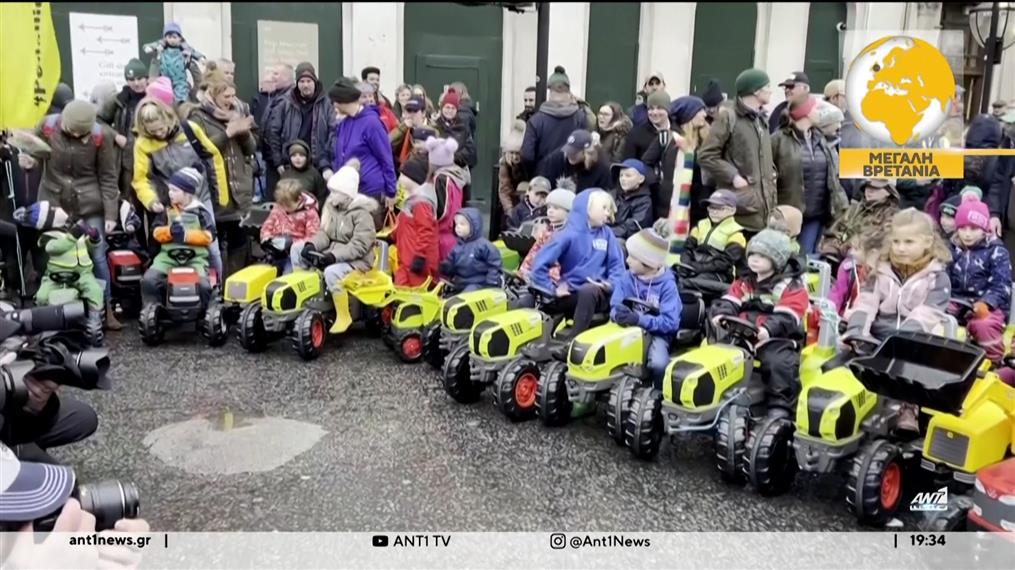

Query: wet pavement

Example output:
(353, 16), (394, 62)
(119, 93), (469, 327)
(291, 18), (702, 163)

(55, 326), (873, 532)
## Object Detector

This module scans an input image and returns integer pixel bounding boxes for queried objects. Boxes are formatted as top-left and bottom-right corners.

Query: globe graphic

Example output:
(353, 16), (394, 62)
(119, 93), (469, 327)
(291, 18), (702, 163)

(845, 36), (955, 146)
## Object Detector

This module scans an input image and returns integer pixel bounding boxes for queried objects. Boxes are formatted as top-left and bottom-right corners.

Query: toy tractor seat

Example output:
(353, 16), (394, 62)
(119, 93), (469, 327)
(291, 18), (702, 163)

(239, 203), (273, 231)
(848, 331), (983, 414)
(500, 230), (537, 258)
(342, 269), (394, 306)
(50, 271), (80, 286)
(680, 276), (729, 299)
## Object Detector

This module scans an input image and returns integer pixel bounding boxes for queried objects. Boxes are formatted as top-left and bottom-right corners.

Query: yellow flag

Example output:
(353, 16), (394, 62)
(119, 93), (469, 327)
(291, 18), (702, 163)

(0, 2), (61, 130)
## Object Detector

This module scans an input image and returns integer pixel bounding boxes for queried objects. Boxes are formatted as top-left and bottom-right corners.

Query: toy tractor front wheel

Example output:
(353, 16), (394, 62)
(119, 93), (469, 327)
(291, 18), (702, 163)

(846, 439), (905, 526)
(398, 333), (424, 363)
(293, 310), (327, 361)
(625, 386), (663, 460)
(422, 325), (444, 369)
(139, 304), (164, 346)
(494, 358), (541, 422)
(744, 416), (798, 496)
(714, 404), (749, 485)
(238, 303), (267, 353)
(442, 343), (482, 403)
(535, 360), (571, 426)
(606, 375), (639, 445)
(202, 302), (229, 347)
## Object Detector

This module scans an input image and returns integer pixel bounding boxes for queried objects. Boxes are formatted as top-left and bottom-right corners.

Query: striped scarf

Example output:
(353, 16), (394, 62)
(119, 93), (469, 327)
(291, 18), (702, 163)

(667, 148), (695, 255)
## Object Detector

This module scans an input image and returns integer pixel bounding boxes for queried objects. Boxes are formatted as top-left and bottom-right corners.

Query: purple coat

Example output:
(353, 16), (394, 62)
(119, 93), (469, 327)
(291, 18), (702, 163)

(332, 106), (397, 200)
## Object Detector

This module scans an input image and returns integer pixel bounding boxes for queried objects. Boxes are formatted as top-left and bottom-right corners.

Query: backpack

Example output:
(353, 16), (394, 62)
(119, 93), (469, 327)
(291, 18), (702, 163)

(42, 115), (104, 148)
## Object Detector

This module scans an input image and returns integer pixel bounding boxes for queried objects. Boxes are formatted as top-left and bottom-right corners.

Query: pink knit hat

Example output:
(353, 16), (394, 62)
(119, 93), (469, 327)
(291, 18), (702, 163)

(146, 77), (174, 107)
(954, 192), (991, 231)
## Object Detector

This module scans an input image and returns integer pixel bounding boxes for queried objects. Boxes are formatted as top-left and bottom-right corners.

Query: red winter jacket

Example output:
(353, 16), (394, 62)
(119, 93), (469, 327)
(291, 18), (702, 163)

(378, 102), (398, 133)
(260, 192), (321, 243)
(712, 257), (809, 340)
(394, 194), (439, 287)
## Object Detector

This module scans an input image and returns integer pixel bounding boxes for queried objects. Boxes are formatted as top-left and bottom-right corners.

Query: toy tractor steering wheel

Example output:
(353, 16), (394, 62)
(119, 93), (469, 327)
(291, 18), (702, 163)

(168, 248), (196, 264)
(840, 332), (881, 355)
(503, 269), (526, 288)
(623, 297), (659, 317)
(262, 237), (293, 260)
(528, 284), (557, 305)
(716, 315), (759, 341)
(304, 250), (331, 270)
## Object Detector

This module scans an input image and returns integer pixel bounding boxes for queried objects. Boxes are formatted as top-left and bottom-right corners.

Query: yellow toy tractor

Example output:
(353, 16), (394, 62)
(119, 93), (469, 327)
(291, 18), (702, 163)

(422, 287), (510, 370)
(380, 278), (447, 363)
(213, 236), (292, 333)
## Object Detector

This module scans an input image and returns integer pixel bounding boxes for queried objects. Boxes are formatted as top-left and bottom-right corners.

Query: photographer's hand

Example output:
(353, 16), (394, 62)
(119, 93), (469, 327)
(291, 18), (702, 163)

(7, 499), (99, 569)
(23, 377), (58, 414)
(96, 518), (151, 570)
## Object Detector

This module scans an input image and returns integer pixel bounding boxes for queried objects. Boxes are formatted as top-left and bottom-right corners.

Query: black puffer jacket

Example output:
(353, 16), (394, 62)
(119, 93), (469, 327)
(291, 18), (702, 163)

(522, 100), (588, 177)
(266, 82), (334, 171)
(610, 182), (654, 239)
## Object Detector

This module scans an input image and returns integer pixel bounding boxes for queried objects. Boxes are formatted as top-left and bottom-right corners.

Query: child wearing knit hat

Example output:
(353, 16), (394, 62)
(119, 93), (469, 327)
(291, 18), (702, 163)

(947, 193), (1013, 371)
(142, 166), (216, 309)
(280, 140), (327, 203)
(519, 187), (575, 284)
(710, 229), (809, 417)
(394, 159), (440, 287)
(505, 176), (549, 231)
(610, 229), (682, 386)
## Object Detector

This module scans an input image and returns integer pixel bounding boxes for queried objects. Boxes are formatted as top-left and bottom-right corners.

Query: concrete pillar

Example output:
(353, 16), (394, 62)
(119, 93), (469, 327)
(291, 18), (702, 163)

(342, 2), (403, 99)
(501, 9), (538, 141)
(754, 3), (810, 108)
(637, 2), (696, 97)
(547, 3), (590, 99)
(163, 2), (231, 61)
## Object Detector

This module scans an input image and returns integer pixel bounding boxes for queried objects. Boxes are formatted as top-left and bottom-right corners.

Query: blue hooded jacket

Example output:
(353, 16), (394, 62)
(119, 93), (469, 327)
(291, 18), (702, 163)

(331, 106), (397, 200)
(439, 207), (502, 291)
(948, 235), (1012, 314)
(530, 190), (627, 292)
(610, 268), (682, 336)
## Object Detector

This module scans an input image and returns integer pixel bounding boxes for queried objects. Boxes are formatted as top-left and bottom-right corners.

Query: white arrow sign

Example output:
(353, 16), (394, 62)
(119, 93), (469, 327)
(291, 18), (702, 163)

(69, 12), (139, 101)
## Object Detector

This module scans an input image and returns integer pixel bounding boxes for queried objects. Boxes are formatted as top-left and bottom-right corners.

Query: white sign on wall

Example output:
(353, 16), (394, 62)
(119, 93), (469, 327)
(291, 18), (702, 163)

(69, 12), (139, 101)
(257, 20), (319, 79)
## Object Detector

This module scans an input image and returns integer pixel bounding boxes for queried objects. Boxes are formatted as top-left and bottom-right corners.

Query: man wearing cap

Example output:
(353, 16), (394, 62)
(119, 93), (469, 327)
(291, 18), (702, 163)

(539, 129), (611, 191)
(390, 96), (436, 171)
(521, 65), (590, 178)
(622, 89), (671, 164)
(699, 68), (777, 233)
(768, 71), (810, 134)
(629, 72), (667, 127)
(111, 59), (150, 199)
(266, 61), (335, 187)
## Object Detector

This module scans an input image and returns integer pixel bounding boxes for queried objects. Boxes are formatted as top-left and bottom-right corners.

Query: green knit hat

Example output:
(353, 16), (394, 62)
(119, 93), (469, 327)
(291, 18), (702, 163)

(735, 68), (771, 96)
(124, 58), (148, 80)
(547, 65), (570, 90)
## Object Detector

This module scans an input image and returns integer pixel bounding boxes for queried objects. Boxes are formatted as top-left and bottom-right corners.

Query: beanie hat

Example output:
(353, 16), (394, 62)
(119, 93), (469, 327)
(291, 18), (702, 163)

(701, 79), (725, 107)
(13, 201), (69, 230)
(529, 176), (551, 195)
(400, 158), (428, 186)
(327, 159), (361, 199)
(287, 139), (309, 158)
(425, 136), (459, 169)
(295, 62), (318, 83)
(441, 89), (460, 109)
(823, 79), (846, 99)
(747, 229), (792, 271)
(60, 100), (96, 136)
(124, 58), (148, 80)
(546, 188), (575, 212)
(50, 83), (73, 113)
(647, 90), (671, 110)
(735, 68), (771, 96)
(168, 167), (203, 195)
(626, 229), (669, 269)
(503, 119), (526, 153)
(789, 96), (818, 121)
(668, 96), (706, 125)
(939, 194), (962, 217)
(89, 81), (117, 108)
(547, 65), (570, 90)
(955, 193), (991, 232)
(146, 77), (175, 107)
(163, 22), (182, 38)
(329, 77), (360, 104)
(813, 101), (845, 129)
(769, 205), (803, 238)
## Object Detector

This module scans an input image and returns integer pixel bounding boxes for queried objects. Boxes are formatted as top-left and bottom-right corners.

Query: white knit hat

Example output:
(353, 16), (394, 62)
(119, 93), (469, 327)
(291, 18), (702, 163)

(327, 159), (361, 199)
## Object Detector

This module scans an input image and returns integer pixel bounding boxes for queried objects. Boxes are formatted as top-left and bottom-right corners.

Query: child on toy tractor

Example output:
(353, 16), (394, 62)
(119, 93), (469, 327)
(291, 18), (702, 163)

(529, 189), (627, 342)
(710, 229), (808, 419)
(611, 229), (681, 387)
(512, 186), (575, 300)
(608, 159), (654, 240)
(14, 201), (105, 345)
(293, 160), (377, 333)
(393, 158), (439, 287)
(438, 208), (502, 292)
(261, 179), (321, 273)
(679, 189), (746, 283)
(505, 176), (549, 231)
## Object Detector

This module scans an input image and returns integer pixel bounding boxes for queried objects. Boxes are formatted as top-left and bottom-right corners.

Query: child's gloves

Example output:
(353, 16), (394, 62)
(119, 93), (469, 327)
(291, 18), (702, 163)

(69, 220), (100, 243)
(974, 302), (991, 319)
(317, 253), (337, 267)
(614, 306), (640, 327)
(170, 222), (186, 244)
(438, 259), (452, 276)
(410, 256), (426, 275)
(299, 242), (317, 263)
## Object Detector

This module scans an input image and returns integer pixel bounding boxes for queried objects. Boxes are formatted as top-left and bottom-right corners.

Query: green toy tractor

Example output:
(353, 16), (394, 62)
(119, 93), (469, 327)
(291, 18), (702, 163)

(422, 287), (509, 370)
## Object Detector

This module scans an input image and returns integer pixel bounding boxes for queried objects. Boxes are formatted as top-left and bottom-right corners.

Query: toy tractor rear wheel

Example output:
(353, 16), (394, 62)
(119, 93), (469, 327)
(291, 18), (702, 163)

(202, 302), (228, 347)
(535, 360), (571, 426)
(442, 343), (482, 403)
(714, 404), (749, 485)
(398, 333), (424, 363)
(745, 417), (798, 496)
(625, 386), (663, 460)
(422, 325), (444, 369)
(138, 304), (164, 346)
(606, 375), (639, 445)
(846, 439), (905, 527)
(238, 303), (267, 353)
(293, 310), (326, 361)
(494, 358), (541, 422)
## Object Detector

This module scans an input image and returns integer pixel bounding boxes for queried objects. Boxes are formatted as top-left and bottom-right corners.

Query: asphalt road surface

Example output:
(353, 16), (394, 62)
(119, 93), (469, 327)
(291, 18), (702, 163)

(55, 326), (904, 532)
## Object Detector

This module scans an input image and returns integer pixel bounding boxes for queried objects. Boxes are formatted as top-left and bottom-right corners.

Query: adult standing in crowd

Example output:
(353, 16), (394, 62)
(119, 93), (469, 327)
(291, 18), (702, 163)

(360, 82), (398, 132)
(361, 66), (392, 109)
(990, 109), (1015, 236)
(390, 96), (435, 171)
(700, 79), (725, 125)
(699, 68), (777, 234)
(19, 101), (121, 329)
(449, 82), (479, 139)
(643, 96), (710, 222)
(111, 59), (150, 201)
(517, 86), (537, 123)
(252, 64), (293, 197)
(596, 102), (632, 164)
(434, 89), (477, 169)
(521, 66), (589, 178)
(498, 119), (528, 215)
(204, 59), (250, 117)
(622, 90), (671, 163)
(329, 77), (396, 229)
(267, 62), (335, 191)
(771, 96), (847, 254)
(539, 130), (611, 191)
(629, 72), (666, 127)
(184, 75), (257, 277)
(769, 71), (810, 134)
(393, 84), (413, 117)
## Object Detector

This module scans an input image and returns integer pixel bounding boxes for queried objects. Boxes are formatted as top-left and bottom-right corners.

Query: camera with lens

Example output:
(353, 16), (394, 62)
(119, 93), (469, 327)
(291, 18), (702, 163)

(35, 480), (141, 532)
